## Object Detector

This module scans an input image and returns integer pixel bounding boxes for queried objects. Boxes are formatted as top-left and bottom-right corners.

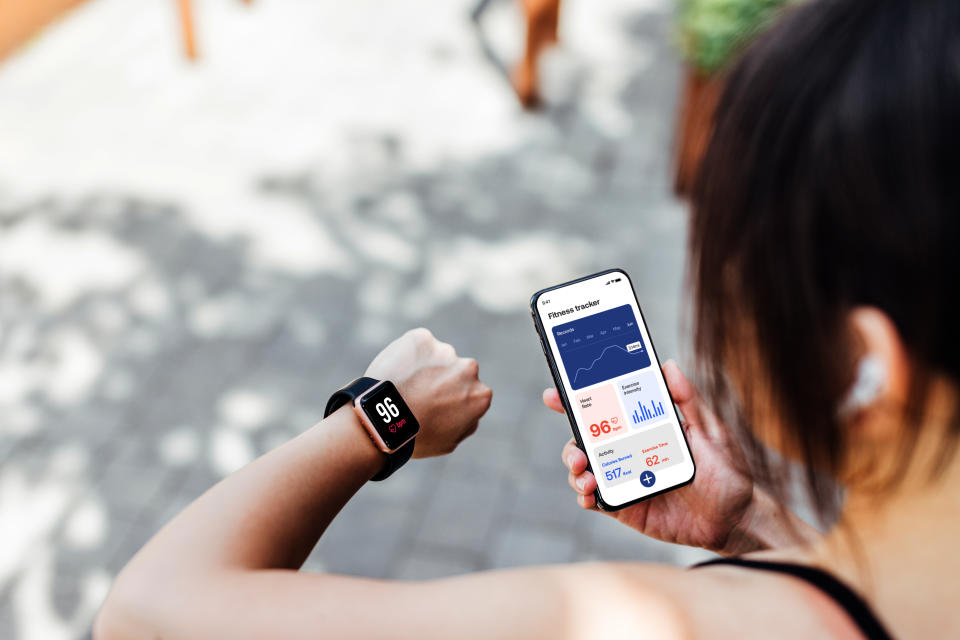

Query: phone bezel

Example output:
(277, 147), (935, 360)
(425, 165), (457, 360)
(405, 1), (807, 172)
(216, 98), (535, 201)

(530, 267), (696, 512)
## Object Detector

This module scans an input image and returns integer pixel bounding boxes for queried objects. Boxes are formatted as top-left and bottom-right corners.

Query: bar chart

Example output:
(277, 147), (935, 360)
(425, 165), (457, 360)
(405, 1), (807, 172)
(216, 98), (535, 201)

(632, 398), (666, 424)
(616, 369), (669, 429)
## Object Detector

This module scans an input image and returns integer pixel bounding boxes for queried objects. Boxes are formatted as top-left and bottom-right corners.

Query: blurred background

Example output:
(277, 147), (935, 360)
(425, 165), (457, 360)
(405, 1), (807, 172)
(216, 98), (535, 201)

(0, 0), (790, 638)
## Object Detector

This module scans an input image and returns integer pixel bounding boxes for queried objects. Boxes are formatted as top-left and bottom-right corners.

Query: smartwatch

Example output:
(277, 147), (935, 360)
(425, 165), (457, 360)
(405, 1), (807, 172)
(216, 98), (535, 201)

(323, 377), (419, 481)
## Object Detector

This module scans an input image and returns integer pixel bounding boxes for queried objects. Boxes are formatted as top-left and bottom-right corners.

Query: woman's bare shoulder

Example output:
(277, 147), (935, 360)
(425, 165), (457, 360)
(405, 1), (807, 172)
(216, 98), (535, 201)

(615, 560), (866, 640)
(110, 559), (862, 640)
(371, 560), (862, 640)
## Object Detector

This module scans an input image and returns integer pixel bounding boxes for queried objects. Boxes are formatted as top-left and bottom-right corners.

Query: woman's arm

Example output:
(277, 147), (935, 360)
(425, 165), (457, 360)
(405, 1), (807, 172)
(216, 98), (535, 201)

(93, 328), (494, 637)
(94, 328), (697, 640)
(93, 405), (378, 637)
(96, 403), (691, 640)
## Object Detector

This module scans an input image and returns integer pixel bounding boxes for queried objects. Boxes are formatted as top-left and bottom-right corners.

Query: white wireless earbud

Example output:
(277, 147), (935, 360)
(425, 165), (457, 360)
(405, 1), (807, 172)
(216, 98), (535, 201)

(837, 354), (887, 419)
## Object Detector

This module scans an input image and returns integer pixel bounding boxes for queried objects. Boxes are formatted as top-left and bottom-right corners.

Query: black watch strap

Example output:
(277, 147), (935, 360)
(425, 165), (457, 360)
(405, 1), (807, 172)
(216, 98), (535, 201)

(323, 377), (415, 481)
(323, 376), (378, 418)
(368, 438), (415, 481)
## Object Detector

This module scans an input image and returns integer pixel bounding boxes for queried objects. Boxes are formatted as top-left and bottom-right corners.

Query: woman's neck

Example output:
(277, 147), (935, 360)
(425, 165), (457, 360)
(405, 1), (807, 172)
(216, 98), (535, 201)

(806, 431), (960, 636)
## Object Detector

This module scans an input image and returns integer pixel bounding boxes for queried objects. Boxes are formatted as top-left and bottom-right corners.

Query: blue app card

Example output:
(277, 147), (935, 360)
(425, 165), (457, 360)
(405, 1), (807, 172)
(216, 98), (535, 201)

(551, 304), (652, 390)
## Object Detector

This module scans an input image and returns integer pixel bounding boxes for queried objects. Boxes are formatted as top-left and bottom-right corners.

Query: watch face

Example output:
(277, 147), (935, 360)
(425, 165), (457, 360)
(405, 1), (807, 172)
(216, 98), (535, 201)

(358, 381), (420, 451)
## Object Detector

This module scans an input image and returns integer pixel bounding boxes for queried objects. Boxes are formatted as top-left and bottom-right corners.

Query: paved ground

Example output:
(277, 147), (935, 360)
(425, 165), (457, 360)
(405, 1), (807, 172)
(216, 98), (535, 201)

(0, 0), (713, 637)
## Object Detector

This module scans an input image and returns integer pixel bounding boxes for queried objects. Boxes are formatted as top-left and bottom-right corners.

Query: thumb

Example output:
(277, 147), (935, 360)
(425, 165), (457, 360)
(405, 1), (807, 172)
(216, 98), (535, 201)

(662, 360), (705, 429)
(542, 388), (565, 414)
(662, 359), (727, 440)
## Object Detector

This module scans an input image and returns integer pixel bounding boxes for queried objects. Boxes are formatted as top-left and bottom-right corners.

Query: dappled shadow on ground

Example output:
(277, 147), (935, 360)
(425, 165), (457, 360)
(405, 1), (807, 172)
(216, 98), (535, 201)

(0, 5), (700, 639)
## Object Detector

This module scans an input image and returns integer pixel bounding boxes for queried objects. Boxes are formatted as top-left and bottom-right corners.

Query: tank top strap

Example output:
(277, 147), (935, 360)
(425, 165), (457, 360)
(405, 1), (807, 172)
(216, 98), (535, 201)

(692, 557), (893, 640)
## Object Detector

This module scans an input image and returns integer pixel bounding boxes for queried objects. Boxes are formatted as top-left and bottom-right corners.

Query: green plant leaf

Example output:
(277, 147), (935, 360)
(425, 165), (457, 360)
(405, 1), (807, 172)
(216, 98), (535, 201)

(676, 0), (798, 73)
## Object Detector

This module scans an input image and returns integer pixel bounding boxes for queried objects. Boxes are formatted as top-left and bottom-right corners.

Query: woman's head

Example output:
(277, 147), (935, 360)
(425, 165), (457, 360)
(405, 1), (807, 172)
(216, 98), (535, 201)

(690, 0), (960, 518)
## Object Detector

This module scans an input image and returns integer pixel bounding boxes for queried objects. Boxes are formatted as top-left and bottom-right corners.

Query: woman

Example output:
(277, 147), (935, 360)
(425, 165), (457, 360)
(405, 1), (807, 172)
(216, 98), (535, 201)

(94, 0), (960, 637)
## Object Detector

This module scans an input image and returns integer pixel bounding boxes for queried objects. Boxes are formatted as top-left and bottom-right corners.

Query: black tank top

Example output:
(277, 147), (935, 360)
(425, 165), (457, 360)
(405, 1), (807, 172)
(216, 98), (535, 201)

(692, 558), (894, 640)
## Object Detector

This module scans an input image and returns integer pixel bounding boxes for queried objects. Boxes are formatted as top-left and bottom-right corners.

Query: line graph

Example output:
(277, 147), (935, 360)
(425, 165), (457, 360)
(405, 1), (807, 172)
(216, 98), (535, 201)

(552, 304), (651, 390)
(571, 344), (633, 385)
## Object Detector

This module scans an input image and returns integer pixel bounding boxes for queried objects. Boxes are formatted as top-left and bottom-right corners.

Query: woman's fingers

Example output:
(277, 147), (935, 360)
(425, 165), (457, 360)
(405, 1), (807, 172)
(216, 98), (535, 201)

(662, 360), (709, 435)
(662, 359), (728, 441)
(560, 439), (588, 473)
(542, 388), (565, 414)
(661, 360), (700, 417)
(567, 469), (597, 495)
(569, 470), (599, 510)
(561, 438), (596, 507)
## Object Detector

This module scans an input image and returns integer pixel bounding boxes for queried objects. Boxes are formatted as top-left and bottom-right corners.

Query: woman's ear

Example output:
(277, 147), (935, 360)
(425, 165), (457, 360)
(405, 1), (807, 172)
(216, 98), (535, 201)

(842, 308), (911, 439)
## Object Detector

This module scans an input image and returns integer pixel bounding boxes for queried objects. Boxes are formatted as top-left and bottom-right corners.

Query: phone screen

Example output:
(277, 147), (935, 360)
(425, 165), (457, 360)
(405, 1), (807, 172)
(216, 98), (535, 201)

(532, 269), (695, 510)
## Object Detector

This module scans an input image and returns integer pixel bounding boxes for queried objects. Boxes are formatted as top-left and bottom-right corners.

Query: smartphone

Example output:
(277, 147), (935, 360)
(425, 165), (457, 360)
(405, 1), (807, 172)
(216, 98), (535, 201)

(530, 268), (695, 511)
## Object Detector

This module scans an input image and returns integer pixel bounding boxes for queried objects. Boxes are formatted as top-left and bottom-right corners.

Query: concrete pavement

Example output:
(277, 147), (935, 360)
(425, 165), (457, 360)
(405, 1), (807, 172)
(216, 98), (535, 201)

(0, 1), (713, 637)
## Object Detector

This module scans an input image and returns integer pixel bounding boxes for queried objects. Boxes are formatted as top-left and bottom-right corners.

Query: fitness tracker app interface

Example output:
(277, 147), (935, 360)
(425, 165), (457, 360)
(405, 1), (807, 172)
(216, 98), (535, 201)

(535, 271), (695, 508)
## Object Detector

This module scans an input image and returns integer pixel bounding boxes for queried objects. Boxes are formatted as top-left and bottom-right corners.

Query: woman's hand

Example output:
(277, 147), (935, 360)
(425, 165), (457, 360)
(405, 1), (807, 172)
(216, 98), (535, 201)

(366, 328), (493, 458)
(545, 360), (759, 554)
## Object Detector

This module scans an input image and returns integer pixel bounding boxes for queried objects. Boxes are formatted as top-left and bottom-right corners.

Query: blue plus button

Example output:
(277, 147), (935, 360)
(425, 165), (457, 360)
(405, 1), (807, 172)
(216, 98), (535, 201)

(640, 470), (656, 488)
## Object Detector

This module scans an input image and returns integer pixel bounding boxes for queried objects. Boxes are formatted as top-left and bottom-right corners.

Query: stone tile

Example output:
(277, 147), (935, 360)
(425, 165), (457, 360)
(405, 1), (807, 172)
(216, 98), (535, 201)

(0, 0), (697, 636)
(50, 573), (86, 623)
(95, 453), (172, 524)
(148, 486), (205, 531)
(102, 518), (157, 575)
(501, 469), (584, 532)
(488, 521), (577, 569)
(315, 496), (420, 579)
(446, 431), (517, 483)
(527, 415), (574, 476)
(481, 387), (542, 443)
(393, 546), (480, 580)
(414, 475), (505, 555)
(0, 601), (14, 640)
(360, 454), (436, 505)
(576, 511), (710, 565)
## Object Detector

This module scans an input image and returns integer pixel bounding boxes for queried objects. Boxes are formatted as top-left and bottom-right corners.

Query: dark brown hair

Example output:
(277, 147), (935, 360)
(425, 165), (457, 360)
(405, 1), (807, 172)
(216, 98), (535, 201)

(690, 0), (960, 520)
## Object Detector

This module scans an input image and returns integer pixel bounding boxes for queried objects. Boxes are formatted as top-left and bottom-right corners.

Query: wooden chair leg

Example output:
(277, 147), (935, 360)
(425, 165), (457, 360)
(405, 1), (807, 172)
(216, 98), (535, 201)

(177, 0), (198, 60)
(512, 0), (562, 108)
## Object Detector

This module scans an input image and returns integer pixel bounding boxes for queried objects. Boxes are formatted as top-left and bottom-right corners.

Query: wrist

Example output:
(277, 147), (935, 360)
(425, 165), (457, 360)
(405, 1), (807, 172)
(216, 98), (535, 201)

(320, 405), (386, 482)
(325, 378), (419, 480)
